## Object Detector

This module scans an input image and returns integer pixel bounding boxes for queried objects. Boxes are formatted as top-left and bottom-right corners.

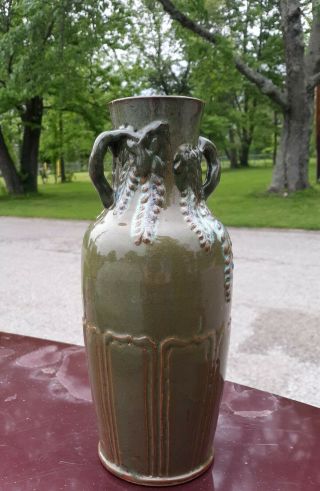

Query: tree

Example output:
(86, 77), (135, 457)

(0, 124), (24, 194)
(317, 85), (320, 181)
(113, 1), (193, 96)
(0, 0), (128, 194)
(185, 34), (274, 168)
(157, 0), (320, 192)
(123, 1), (272, 168)
(0, 1), (59, 193)
(183, 0), (280, 168)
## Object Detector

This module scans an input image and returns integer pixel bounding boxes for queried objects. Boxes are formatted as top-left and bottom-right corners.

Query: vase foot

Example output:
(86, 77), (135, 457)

(98, 442), (214, 487)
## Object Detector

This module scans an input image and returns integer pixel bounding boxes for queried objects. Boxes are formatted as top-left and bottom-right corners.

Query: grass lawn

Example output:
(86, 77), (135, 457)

(0, 164), (319, 229)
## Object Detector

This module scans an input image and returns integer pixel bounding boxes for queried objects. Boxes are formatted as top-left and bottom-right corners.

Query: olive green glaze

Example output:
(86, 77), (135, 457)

(82, 96), (233, 486)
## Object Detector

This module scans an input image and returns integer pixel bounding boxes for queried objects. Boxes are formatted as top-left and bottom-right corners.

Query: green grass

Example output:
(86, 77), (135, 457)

(0, 179), (102, 220)
(1, 165), (320, 229)
(209, 165), (320, 229)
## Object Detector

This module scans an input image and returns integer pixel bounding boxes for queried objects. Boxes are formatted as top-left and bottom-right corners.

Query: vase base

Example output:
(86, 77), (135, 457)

(98, 442), (214, 487)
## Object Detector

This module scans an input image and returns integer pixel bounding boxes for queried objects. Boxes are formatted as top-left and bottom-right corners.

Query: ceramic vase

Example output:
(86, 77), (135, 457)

(82, 96), (233, 486)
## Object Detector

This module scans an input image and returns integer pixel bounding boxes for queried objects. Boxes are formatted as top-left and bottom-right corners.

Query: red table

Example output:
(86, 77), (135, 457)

(1, 332), (319, 491)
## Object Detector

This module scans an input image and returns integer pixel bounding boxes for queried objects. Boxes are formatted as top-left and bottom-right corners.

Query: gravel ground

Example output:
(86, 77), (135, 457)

(1, 216), (319, 407)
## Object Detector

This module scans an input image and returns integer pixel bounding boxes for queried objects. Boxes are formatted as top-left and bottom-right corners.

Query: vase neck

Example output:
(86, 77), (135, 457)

(111, 119), (204, 209)
(109, 96), (204, 151)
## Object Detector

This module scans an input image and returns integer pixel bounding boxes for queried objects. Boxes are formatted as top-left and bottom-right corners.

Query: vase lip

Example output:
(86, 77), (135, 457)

(109, 95), (205, 106)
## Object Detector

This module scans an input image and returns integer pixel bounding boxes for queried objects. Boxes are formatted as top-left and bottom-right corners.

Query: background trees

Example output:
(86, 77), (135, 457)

(0, 0), (128, 194)
(0, 0), (318, 196)
(121, 0), (280, 168)
(157, 0), (320, 192)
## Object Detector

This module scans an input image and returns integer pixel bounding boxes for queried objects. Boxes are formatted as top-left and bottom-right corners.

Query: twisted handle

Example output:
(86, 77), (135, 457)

(199, 136), (221, 200)
(89, 129), (137, 208)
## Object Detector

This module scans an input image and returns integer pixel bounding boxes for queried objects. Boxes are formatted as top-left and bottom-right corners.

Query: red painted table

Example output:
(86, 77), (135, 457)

(1, 332), (319, 491)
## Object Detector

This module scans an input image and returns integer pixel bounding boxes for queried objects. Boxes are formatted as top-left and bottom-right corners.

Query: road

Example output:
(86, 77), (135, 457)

(1, 216), (319, 407)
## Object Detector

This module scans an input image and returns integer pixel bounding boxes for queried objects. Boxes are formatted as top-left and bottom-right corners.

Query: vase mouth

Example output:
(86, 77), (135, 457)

(108, 95), (205, 148)
(109, 95), (205, 106)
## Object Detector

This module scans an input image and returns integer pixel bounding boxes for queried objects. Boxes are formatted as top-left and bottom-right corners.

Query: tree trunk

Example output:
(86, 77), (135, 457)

(225, 148), (239, 169)
(316, 85), (320, 182)
(238, 89), (255, 168)
(239, 136), (251, 167)
(226, 128), (239, 169)
(58, 111), (66, 183)
(157, 0), (319, 193)
(272, 111), (279, 167)
(20, 96), (43, 193)
(0, 126), (24, 195)
(269, 96), (313, 192)
(229, 150), (238, 169)
(269, 1), (312, 192)
(60, 156), (66, 182)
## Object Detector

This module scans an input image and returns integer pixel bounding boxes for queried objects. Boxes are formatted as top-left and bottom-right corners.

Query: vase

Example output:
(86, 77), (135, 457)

(82, 96), (233, 486)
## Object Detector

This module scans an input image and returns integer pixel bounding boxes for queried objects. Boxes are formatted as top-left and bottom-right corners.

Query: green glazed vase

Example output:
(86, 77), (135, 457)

(82, 96), (233, 486)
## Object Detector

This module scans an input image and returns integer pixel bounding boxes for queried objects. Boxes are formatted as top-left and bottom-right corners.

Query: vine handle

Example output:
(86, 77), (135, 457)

(89, 129), (136, 208)
(199, 136), (221, 200)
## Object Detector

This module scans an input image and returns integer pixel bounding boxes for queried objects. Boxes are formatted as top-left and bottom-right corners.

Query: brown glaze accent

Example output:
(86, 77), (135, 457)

(85, 323), (158, 476)
(84, 320), (229, 484)
(83, 96), (233, 486)
(98, 444), (214, 487)
(159, 334), (215, 476)
(84, 324), (121, 465)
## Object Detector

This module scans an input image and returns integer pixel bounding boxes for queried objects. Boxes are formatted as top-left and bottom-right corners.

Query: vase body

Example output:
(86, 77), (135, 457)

(82, 96), (233, 486)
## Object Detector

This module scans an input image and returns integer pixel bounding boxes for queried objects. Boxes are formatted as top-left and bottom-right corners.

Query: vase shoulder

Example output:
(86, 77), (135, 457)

(82, 207), (232, 341)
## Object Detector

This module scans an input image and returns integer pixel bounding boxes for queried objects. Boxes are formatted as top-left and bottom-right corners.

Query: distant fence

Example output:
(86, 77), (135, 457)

(64, 154), (275, 173)
(219, 154), (274, 168)
(0, 153), (299, 181)
(2, 153), (319, 180)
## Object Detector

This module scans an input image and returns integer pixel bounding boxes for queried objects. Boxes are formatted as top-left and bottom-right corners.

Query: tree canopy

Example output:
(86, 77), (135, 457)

(0, 0), (318, 195)
(157, 0), (320, 191)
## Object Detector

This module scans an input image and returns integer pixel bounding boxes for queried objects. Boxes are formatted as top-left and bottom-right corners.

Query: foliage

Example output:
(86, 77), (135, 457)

(157, 0), (320, 191)
(0, 0), (132, 191)
(115, 0), (280, 166)
(0, 0), (318, 197)
(171, 0), (284, 165)
(113, 0), (193, 95)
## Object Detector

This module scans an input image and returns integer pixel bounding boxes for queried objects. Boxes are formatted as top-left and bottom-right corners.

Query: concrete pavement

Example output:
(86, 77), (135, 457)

(1, 216), (319, 407)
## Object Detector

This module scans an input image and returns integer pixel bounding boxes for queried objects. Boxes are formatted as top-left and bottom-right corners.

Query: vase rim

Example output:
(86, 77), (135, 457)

(109, 95), (205, 106)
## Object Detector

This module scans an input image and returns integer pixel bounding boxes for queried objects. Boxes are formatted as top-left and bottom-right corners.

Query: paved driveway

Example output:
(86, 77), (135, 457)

(1, 216), (319, 407)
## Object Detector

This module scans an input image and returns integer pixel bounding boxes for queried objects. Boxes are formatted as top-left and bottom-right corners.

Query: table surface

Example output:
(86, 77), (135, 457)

(1, 332), (319, 491)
